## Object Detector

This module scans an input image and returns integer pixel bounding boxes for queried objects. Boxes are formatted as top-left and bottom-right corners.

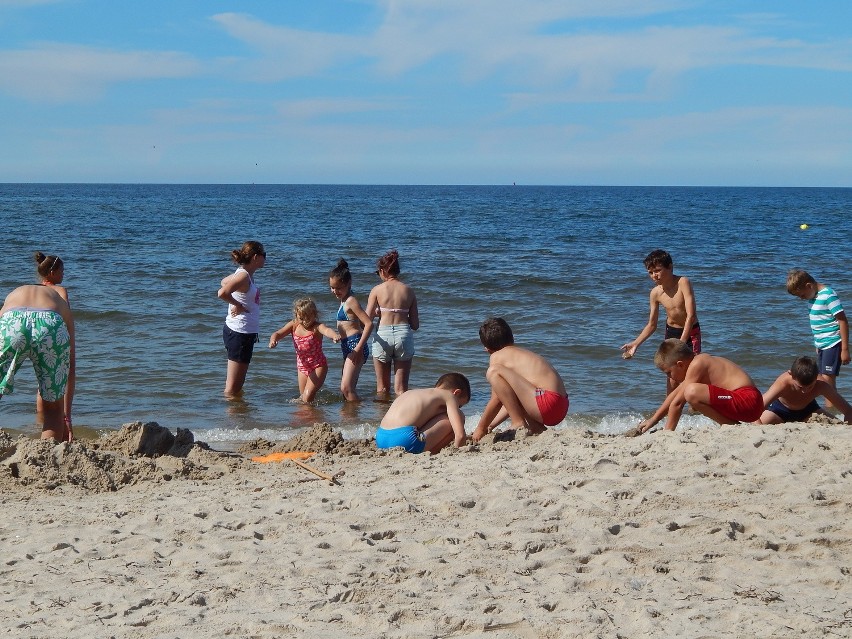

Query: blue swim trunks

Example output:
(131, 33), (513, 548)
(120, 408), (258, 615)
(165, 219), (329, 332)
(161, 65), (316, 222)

(341, 333), (369, 362)
(766, 398), (821, 423)
(375, 425), (426, 454)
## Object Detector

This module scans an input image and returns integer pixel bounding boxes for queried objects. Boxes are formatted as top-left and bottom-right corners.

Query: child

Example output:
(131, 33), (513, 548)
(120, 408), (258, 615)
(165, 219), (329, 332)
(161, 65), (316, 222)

(329, 259), (374, 402)
(621, 249), (700, 394)
(34, 251), (74, 427)
(471, 317), (569, 441)
(375, 373), (470, 454)
(365, 249), (419, 397)
(757, 356), (852, 424)
(786, 270), (850, 405)
(635, 339), (763, 434)
(269, 298), (340, 403)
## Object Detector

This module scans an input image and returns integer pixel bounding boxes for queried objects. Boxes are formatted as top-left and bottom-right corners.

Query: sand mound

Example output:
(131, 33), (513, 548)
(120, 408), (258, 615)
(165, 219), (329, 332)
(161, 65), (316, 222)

(0, 422), (248, 493)
(238, 422), (378, 458)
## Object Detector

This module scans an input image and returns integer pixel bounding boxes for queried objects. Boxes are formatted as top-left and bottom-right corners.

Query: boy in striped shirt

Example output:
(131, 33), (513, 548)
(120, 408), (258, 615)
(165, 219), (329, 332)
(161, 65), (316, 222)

(787, 269), (850, 405)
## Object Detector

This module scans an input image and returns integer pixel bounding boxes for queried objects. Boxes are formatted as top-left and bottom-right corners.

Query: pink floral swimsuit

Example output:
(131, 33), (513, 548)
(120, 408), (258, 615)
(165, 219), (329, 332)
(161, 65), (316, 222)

(292, 330), (327, 375)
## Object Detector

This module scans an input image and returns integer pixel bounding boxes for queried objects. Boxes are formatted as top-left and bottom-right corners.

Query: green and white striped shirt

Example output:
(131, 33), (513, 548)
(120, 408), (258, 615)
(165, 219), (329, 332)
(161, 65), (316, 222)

(808, 286), (844, 350)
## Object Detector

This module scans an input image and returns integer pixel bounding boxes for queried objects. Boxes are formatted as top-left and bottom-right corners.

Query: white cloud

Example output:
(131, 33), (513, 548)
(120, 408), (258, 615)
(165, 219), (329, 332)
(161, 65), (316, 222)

(0, 44), (199, 102)
(210, 3), (852, 100)
(210, 13), (366, 81)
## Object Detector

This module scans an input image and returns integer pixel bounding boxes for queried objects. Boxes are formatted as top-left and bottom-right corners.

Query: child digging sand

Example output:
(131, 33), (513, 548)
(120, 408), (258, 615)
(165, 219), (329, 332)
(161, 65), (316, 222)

(757, 355), (852, 424)
(633, 338), (763, 435)
(375, 373), (470, 454)
(472, 317), (568, 441)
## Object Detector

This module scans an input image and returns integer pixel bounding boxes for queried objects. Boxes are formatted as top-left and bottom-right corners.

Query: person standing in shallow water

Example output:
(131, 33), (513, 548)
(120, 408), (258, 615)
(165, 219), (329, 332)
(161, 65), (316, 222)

(329, 258), (374, 402)
(366, 250), (419, 397)
(34, 251), (74, 427)
(218, 241), (266, 398)
(0, 284), (75, 441)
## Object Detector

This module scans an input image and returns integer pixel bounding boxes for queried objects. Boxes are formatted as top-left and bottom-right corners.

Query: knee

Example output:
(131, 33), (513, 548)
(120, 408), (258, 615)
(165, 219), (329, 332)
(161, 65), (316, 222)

(682, 383), (702, 405)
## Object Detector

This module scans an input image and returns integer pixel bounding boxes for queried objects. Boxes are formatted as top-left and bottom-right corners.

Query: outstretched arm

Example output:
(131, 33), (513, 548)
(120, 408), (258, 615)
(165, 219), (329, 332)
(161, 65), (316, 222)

(822, 385), (852, 423)
(269, 321), (294, 348)
(472, 391), (504, 441)
(622, 292), (659, 358)
(444, 396), (468, 447)
(317, 323), (341, 342)
(760, 374), (787, 409)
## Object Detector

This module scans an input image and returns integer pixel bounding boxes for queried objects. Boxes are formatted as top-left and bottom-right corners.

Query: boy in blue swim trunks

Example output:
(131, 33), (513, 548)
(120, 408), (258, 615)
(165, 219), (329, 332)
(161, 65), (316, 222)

(0, 284), (76, 441)
(375, 373), (470, 454)
(471, 317), (569, 441)
(757, 356), (852, 424)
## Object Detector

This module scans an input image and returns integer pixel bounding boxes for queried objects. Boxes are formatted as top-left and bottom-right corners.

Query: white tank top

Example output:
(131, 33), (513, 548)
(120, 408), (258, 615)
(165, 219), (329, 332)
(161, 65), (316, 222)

(224, 267), (260, 334)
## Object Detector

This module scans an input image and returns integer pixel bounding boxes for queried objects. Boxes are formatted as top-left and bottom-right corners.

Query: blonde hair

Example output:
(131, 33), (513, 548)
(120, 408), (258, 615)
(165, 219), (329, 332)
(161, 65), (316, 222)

(786, 269), (816, 295)
(293, 298), (319, 327)
(654, 339), (694, 369)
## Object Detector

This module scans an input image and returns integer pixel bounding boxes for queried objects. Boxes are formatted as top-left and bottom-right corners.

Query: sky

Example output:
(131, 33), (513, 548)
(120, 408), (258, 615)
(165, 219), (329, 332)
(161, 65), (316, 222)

(1, 0), (851, 185)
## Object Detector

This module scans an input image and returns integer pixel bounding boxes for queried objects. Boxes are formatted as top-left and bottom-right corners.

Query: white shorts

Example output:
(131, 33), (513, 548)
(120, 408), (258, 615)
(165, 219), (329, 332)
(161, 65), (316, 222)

(372, 324), (414, 363)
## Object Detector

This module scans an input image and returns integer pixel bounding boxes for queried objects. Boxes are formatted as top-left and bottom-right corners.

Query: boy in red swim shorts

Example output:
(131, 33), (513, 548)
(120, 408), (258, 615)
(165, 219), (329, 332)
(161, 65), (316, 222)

(471, 317), (569, 441)
(636, 338), (763, 434)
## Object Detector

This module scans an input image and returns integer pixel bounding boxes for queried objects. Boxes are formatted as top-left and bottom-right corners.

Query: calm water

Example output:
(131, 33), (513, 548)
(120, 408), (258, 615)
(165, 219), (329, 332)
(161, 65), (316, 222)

(1, 184), (850, 445)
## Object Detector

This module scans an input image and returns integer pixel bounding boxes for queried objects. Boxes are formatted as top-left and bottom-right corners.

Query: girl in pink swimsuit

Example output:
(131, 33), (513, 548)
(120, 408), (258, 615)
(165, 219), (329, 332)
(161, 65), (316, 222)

(269, 298), (340, 403)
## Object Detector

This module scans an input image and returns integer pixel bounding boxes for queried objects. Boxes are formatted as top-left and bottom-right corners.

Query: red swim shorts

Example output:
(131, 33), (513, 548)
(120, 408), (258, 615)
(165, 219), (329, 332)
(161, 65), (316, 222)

(535, 388), (569, 426)
(707, 385), (763, 423)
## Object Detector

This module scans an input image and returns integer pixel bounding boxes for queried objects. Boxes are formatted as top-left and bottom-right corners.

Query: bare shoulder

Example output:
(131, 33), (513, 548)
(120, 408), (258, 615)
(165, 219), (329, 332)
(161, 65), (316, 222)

(677, 275), (694, 291)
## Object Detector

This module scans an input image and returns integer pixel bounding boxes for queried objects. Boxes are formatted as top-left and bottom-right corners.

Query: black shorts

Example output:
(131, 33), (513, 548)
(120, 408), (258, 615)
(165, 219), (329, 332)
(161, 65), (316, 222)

(818, 343), (842, 377)
(223, 325), (258, 363)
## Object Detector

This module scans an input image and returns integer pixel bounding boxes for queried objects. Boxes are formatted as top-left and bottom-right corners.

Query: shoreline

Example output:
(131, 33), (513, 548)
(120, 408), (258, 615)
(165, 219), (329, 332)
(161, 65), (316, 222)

(2, 421), (851, 637)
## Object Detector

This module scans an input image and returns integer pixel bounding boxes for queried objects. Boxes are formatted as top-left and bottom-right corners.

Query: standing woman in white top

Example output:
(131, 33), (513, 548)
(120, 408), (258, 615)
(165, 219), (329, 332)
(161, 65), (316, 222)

(218, 241), (266, 397)
(366, 249), (419, 397)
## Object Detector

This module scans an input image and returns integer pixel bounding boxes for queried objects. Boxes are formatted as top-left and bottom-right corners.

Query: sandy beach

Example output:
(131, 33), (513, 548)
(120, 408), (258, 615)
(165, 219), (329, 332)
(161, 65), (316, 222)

(2, 420), (851, 638)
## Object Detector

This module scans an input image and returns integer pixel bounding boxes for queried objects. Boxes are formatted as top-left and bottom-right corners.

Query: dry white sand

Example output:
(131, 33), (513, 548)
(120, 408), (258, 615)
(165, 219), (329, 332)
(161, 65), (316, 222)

(2, 421), (851, 638)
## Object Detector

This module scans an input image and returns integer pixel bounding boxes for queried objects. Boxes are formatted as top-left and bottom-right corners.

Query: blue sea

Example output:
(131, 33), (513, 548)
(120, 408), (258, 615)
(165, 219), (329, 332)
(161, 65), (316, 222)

(1, 184), (850, 446)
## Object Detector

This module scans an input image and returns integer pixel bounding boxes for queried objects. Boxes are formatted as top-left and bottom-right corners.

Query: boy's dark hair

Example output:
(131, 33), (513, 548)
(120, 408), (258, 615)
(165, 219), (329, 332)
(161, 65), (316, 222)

(643, 249), (673, 270)
(790, 356), (818, 385)
(435, 372), (471, 401)
(654, 338), (694, 369)
(479, 317), (514, 351)
(786, 269), (816, 295)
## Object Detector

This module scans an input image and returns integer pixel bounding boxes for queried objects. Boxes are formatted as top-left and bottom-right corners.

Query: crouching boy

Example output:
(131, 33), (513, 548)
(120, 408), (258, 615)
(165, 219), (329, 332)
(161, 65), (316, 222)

(757, 355), (852, 424)
(472, 317), (569, 441)
(375, 373), (470, 454)
(636, 339), (763, 434)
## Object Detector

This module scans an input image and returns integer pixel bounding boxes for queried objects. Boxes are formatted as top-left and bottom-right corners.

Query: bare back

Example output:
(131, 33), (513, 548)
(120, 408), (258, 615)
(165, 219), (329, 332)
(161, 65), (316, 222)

(490, 345), (566, 395)
(687, 353), (754, 390)
(369, 279), (418, 327)
(2, 285), (73, 327)
(381, 388), (452, 429)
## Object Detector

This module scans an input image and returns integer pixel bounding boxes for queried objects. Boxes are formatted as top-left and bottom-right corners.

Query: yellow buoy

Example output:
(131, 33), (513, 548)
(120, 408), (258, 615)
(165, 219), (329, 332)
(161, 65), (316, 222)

(800, 224), (809, 230)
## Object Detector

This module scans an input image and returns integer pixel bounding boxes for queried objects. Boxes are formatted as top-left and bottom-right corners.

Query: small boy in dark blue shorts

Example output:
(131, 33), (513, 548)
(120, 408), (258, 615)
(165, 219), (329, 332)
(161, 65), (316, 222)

(757, 356), (852, 424)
